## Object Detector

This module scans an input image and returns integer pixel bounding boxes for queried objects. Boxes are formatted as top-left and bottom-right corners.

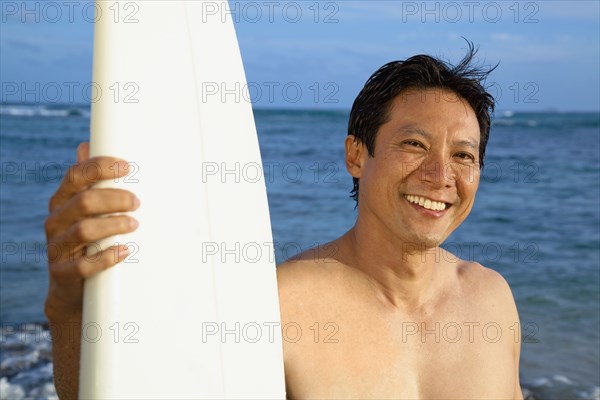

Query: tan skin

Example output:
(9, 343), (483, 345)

(44, 144), (140, 398)
(45, 88), (522, 399)
(278, 89), (523, 399)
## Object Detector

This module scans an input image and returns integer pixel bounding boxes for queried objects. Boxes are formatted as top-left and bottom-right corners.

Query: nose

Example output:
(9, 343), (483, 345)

(418, 151), (456, 188)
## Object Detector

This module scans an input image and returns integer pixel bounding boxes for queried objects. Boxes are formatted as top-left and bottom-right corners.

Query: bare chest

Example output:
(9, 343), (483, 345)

(282, 296), (516, 398)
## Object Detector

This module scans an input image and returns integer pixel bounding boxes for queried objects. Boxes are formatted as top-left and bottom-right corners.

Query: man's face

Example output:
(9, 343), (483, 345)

(347, 88), (481, 248)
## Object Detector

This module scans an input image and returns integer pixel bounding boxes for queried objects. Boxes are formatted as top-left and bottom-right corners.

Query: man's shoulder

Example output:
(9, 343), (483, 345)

(275, 241), (360, 314)
(276, 242), (346, 288)
(456, 260), (519, 319)
(457, 260), (513, 291)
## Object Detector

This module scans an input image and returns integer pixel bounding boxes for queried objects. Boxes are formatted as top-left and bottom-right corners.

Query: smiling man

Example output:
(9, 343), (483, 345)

(276, 45), (524, 399)
(45, 44), (523, 399)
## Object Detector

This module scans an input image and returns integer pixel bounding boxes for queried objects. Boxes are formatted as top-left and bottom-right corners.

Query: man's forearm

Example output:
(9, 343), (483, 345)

(49, 316), (82, 399)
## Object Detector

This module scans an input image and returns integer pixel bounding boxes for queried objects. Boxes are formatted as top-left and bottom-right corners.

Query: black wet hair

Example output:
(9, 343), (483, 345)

(348, 40), (496, 204)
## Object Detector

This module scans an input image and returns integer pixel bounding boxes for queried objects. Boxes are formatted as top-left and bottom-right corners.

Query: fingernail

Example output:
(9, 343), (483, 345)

(118, 246), (130, 258)
(129, 218), (139, 229)
(132, 196), (141, 209)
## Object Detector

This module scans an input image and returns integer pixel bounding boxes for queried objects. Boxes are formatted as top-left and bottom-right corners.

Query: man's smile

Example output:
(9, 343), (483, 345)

(403, 194), (453, 216)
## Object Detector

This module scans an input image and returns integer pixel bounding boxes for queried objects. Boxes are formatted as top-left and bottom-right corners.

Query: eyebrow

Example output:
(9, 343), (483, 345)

(396, 126), (479, 149)
(397, 126), (431, 140)
(454, 139), (479, 149)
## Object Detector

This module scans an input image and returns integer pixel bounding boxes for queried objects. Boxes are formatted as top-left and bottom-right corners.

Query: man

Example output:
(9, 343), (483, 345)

(45, 44), (523, 399)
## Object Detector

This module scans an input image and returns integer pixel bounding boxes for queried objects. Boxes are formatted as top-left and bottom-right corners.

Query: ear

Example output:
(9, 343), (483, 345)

(345, 135), (367, 179)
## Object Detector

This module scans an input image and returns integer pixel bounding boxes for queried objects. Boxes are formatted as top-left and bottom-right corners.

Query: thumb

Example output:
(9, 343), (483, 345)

(77, 141), (90, 163)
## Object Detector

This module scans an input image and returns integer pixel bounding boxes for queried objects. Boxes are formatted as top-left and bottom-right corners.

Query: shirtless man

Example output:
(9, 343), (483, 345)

(45, 46), (523, 399)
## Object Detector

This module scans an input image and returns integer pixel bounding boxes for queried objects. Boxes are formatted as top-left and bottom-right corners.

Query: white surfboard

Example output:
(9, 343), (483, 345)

(80, 1), (286, 398)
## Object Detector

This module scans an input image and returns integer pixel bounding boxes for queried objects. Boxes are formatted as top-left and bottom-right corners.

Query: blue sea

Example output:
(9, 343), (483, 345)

(1, 103), (599, 399)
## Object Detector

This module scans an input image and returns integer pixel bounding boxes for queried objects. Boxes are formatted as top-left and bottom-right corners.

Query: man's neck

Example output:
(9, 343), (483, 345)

(338, 217), (447, 313)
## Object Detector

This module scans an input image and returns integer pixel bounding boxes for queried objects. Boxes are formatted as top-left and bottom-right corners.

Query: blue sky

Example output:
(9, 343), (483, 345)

(1, 0), (599, 111)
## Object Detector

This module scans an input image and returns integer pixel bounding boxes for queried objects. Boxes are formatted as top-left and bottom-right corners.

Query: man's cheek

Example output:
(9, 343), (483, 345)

(400, 161), (419, 176)
(465, 164), (480, 185)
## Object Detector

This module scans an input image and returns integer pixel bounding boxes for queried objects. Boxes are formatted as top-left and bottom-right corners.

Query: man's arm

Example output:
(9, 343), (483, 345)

(491, 268), (524, 400)
(46, 316), (82, 399)
(478, 264), (524, 400)
(44, 142), (140, 398)
(511, 291), (524, 400)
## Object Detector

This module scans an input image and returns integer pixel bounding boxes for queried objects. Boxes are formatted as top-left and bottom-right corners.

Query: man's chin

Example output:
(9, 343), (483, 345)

(400, 232), (447, 252)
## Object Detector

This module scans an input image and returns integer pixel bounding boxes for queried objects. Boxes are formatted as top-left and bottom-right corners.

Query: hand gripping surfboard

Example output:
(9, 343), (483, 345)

(80, 1), (286, 398)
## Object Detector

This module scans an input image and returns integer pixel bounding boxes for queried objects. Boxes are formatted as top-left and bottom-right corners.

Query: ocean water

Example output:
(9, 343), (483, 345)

(0, 103), (599, 399)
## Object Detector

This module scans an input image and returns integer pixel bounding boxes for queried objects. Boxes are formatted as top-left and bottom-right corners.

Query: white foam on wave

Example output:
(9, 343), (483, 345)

(577, 386), (600, 400)
(0, 376), (57, 400)
(553, 374), (574, 385)
(0, 106), (37, 117)
(525, 374), (600, 400)
(38, 109), (71, 117)
(0, 349), (40, 374)
(529, 376), (552, 387)
(1, 323), (56, 398)
(0, 377), (26, 399)
(27, 382), (58, 399)
(0, 105), (89, 118)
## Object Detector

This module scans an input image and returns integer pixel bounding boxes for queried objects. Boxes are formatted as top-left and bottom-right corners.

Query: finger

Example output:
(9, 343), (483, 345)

(50, 244), (130, 280)
(46, 188), (139, 237)
(77, 142), (90, 163)
(47, 214), (139, 262)
(50, 156), (131, 212)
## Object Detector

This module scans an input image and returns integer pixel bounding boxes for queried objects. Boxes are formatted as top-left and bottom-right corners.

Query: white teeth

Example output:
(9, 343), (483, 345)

(404, 195), (447, 211)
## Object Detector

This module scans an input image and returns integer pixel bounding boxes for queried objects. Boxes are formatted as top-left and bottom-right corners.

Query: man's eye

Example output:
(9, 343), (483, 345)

(456, 152), (476, 161)
(403, 140), (424, 148)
